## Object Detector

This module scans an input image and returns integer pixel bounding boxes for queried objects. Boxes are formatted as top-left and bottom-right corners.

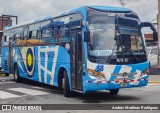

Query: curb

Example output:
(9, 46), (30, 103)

(0, 74), (13, 76)
(149, 81), (160, 84)
(0, 74), (5, 76)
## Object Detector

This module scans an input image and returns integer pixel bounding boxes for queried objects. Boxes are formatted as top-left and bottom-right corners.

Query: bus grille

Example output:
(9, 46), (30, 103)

(4, 61), (8, 71)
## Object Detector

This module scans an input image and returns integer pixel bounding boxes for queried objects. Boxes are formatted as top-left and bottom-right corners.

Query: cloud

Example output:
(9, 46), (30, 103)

(124, 0), (158, 22)
(0, 0), (158, 24)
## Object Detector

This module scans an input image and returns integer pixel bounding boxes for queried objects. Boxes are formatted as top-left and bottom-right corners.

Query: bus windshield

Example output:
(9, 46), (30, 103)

(117, 17), (144, 51)
(88, 15), (116, 53)
(87, 14), (146, 64)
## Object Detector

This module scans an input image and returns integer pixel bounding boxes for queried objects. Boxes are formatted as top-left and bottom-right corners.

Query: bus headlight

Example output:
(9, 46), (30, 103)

(88, 69), (106, 79)
(141, 68), (149, 76)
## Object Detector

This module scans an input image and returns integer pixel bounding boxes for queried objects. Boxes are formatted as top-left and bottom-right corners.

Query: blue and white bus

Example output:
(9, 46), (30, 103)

(1, 6), (158, 97)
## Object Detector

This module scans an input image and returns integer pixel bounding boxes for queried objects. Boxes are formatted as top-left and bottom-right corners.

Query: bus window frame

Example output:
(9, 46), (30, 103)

(14, 33), (21, 41)
(3, 30), (10, 47)
(29, 30), (38, 39)
(3, 35), (10, 47)
(23, 26), (29, 39)
(3, 13), (83, 45)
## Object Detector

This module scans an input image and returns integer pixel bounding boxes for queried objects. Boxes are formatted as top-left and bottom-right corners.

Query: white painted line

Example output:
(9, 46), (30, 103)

(32, 86), (45, 90)
(8, 88), (50, 96)
(0, 82), (15, 84)
(0, 91), (21, 99)
(0, 77), (13, 80)
(0, 78), (6, 80)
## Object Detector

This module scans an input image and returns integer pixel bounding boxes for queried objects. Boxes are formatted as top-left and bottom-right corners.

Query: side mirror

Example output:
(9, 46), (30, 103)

(140, 22), (158, 42)
(84, 31), (90, 42)
(153, 31), (158, 41)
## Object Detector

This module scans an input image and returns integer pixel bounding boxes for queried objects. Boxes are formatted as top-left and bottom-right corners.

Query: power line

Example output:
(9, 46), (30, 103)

(119, 0), (126, 7)
(150, 18), (157, 23)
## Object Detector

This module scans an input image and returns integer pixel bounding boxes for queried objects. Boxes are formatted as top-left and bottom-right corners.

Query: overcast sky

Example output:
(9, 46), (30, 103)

(0, 0), (158, 25)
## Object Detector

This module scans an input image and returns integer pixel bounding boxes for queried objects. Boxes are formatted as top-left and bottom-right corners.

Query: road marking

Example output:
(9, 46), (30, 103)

(0, 78), (6, 80)
(149, 81), (160, 84)
(148, 83), (160, 86)
(8, 88), (50, 96)
(0, 81), (15, 84)
(32, 86), (45, 90)
(0, 91), (21, 99)
(0, 76), (13, 80)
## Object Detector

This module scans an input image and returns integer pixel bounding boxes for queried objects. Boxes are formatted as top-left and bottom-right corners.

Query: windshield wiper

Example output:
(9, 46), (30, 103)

(115, 15), (128, 61)
(106, 15), (124, 64)
(106, 44), (117, 64)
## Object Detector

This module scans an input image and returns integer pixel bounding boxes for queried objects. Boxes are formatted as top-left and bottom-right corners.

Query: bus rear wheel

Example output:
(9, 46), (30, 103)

(109, 89), (119, 95)
(63, 70), (71, 97)
(14, 65), (21, 82)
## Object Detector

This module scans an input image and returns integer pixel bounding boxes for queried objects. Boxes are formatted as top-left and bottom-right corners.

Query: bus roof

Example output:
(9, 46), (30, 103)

(4, 6), (132, 30)
(88, 6), (131, 12)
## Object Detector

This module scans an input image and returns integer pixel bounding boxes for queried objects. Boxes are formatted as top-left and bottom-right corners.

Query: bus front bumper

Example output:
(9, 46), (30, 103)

(84, 76), (149, 92)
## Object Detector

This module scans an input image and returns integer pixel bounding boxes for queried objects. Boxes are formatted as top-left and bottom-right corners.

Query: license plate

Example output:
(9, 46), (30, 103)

(120, 82), (127, 87)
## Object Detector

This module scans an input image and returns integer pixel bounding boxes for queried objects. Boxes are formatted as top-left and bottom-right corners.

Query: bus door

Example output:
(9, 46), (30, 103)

(9, 33), (14, 73)
(70, 29), (83, 91)
(2, 33), (10, 74)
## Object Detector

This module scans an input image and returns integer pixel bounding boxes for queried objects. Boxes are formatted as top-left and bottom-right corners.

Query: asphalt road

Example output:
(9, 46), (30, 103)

(0, 75), (160, 113)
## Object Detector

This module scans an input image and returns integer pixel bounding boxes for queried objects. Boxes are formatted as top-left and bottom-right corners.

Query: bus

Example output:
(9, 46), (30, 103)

(0, 6), (158, 97)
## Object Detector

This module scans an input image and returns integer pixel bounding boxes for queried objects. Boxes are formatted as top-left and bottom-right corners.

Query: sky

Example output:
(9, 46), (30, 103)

(0, 0), (158, 25)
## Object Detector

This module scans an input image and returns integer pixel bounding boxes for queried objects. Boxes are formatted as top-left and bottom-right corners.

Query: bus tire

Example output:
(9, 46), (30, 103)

(5, 73), (9, 76)
(14, 65), (21, 82)
(58, 69), (64, 91)
(63, 70), (71, 97)
(109, 89), (119, 95)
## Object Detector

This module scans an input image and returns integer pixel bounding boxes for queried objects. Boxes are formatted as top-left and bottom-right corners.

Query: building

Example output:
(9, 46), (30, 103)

(0, 16), (12, 52)
(144, 34), (153, 41)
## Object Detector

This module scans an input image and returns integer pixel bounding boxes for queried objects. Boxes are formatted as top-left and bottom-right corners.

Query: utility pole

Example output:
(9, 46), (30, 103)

(158, 0), (160, 66)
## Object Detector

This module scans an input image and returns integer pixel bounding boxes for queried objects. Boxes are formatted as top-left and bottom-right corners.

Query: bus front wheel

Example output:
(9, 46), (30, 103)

(63, 71), (71, 97)
(109, 89), (119, 95)
(14, 65), (21, 82)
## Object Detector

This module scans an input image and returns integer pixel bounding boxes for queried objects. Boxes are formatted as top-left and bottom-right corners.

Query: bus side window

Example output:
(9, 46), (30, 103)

(32, 30), (38, 38)
(53, 28), (57, 36)
(57, 26), (62, 37)
(41, 28), (53, 38)
(57, 26), (62, 42)
(4, 36), (9, 42)
(4, 35), (10, 46)
(13, 33), (21, 41)
(65, 27), (70, 36)
(42, 29), (46, 37)
(24, 30), (28, 39)
(46, 28), (52, 37)
(37, 30), (41, 38)
(29, 31), (32, 39)
(20, 33), (24, 40)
